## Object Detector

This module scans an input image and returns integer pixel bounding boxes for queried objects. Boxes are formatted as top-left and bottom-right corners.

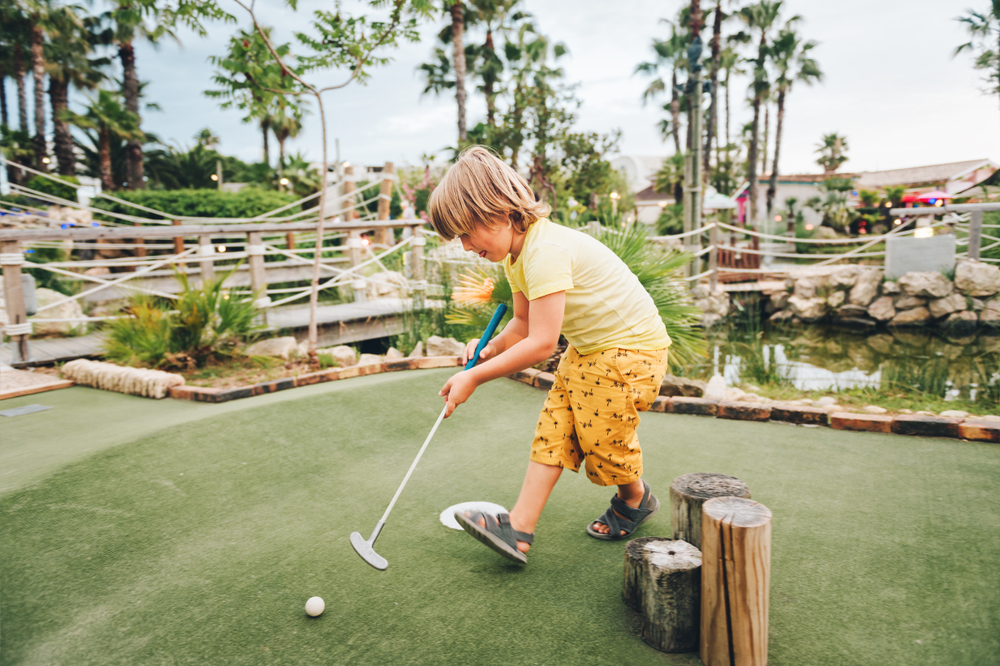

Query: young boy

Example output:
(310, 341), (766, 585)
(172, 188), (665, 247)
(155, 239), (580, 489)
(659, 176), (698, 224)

(431, 146), (670, 564)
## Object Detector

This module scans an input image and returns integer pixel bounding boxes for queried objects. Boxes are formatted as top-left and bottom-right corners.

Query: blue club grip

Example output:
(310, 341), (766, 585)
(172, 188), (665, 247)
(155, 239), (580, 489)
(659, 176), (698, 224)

(464, 303), (509, 370)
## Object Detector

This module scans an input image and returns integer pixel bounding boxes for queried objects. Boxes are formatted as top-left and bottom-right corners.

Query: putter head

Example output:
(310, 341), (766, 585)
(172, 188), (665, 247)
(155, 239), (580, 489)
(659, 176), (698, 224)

(350, 531), (388, 570)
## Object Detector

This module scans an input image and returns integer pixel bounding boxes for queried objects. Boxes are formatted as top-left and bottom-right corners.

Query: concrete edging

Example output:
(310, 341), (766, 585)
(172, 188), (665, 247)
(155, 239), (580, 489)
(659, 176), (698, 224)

(505, 367), (999, 444)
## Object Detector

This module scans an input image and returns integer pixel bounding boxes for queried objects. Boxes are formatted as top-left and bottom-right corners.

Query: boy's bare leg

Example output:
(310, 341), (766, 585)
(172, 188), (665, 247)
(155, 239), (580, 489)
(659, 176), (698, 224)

(589, 478), (646, 537)
(472, 460), (562, 553)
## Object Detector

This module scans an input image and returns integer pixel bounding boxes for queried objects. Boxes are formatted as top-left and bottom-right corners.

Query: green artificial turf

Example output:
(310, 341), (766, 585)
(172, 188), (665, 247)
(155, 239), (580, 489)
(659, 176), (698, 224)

(1, 370), (998, 665)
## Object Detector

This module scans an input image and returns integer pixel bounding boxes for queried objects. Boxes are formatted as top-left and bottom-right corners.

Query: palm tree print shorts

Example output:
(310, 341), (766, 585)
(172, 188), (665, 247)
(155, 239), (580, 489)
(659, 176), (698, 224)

(530, 347), (669, 487)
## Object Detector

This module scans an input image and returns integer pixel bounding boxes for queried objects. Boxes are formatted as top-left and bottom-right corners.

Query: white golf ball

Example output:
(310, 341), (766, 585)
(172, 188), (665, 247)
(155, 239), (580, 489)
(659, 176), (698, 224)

(305, 596), (325, 617)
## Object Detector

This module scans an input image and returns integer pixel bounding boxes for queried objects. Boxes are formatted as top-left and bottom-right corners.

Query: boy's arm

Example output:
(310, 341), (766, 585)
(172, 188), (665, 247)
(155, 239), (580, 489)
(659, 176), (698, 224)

(442, 290), (564, 417)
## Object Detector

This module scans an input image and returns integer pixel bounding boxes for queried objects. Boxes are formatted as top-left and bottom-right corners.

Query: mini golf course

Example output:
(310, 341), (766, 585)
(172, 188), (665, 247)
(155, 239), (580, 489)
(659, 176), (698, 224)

(1, 368), (998, 665)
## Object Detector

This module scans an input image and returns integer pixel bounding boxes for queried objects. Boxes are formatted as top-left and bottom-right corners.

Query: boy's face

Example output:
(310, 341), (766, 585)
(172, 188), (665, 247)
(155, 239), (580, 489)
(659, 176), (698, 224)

(459, 218), (522, 263)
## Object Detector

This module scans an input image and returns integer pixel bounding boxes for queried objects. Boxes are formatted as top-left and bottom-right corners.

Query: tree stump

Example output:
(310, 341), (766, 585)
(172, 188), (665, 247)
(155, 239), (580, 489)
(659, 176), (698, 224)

(670, 473), (751, 550)
(623, 537), (702, 653)
(700, 497), (772, 666)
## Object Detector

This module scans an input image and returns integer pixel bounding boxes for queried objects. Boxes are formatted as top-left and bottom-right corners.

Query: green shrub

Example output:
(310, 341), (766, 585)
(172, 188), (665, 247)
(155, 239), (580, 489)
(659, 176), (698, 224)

(656, 204), (684, 236)
(26, 175), (79, 203)
(90, 188), (298, 222)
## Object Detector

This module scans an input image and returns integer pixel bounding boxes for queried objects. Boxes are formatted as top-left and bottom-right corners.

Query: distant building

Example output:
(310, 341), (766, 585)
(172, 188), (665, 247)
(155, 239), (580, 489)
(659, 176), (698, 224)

(610, 155), (667, 194)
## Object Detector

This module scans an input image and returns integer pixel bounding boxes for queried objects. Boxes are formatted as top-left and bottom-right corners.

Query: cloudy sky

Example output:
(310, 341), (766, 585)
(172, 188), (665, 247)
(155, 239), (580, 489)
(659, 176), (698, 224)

(87, 0), (998, 178)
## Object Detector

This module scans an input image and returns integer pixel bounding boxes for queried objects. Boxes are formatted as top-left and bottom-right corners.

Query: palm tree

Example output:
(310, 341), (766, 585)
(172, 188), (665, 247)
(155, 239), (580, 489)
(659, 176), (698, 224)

(271, 104), (305, 177)
(45, 8), (107, 176)
(636, 21), (688, 155)
(448, 0), (468, 144)
(718, 42), (742, 166)
(655, 153), (686, 204)
(193, 127), (220, 150)
(16, 0), (58, 172)
(765, 25), (822, 218)
(815, 132), (848, 173)
(60, 88), (143, 191)
(144, 142), (219, 189)
(954, 2), (1000, 116)
(468, 0), (522, 128)
(738, 0), (789, 225)
(0, 5), (31, 136)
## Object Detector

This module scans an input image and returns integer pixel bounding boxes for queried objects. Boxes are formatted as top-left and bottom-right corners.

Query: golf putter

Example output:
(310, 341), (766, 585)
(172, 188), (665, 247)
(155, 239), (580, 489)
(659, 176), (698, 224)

(351, 302), (509, 570)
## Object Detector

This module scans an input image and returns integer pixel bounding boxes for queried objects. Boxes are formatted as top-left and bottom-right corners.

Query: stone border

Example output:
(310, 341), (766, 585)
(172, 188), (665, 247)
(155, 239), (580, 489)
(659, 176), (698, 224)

(168, 356), (462, 403)
(506, 368), (999, 444)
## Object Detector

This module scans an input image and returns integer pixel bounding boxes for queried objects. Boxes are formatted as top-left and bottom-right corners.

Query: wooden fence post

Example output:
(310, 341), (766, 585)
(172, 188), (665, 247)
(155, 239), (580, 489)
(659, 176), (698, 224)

(247, 231), (268, 327)
(671, 473), (751, 550)
(968, 209), (983, 261)
(1, 240), (31, 363)
(411, 224), (426, 309)
(342, 165), (357, 221)
(347, 230), (366, 302)
(709, 223), (719, 291)
(376, 162), (395, 247)
(700, 497), (772, 666)
(172, 220), (185, 262)
(198, 235), (215, 285)
(132, 220), (146, 271)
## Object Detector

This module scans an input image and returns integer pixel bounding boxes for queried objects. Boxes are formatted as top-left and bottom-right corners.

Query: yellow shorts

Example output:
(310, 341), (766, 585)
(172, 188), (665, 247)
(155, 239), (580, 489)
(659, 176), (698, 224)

(530, 347), (669, 486)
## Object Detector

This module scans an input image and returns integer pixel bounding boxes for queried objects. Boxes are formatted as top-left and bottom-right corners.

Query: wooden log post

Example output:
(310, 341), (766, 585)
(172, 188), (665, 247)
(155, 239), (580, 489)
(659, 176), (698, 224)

(700, 497), (772, 666)
(347, 230), (366, 303)
(968, 209), (983, 261)
(671, 473), (751, 550)
(247, 231), (268, 327)
(410, 224), (426, 308)
(198, 235), (215, 285)
(1, 240), (31, 363)
(375, 162), (395, 247)
(624, 537), (702, 653)
(709, 222), (719, 291)
(172, 219), (185, 260)
(286, 232), (296, 252)
(342, 165), (357, 221)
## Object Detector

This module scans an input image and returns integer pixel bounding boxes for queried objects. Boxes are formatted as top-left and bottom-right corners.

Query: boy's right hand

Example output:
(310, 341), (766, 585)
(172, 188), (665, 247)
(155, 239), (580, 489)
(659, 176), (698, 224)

(462, 337), (495, 366)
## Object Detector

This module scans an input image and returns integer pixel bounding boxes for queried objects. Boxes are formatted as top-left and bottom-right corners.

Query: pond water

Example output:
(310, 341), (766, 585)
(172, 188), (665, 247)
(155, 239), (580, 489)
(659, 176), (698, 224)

(684, 323), (1000, 404)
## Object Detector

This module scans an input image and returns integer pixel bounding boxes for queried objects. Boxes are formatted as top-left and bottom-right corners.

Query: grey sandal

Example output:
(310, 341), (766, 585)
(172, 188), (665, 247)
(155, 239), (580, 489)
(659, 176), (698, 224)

(454, 510), (534, 564)
(586, 480), (660, 540)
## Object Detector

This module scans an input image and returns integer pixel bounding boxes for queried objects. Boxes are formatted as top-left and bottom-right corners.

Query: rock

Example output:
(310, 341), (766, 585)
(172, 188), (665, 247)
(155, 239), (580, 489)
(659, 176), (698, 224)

(793, 278), (817, 299)
(814, 225), (839, 240)
(939, 410), (969, 418)
(406, 341), (424, 358)
(690, 284), (711, 300)
(849, 269), (882, 306)
(769, 292), (790, 311)
(321, 345), (358, 367)
(928, 293), (967, 319)
(357, 353), (383, 365)
(660, 374), (706, 398)
(829, 267), (861, 288)
(827, 291), (846, 308)
(816, 396), (838, 407)
(84, 266), (111, 277)
(893, 295), (926, 310)
(769, 310), (796, 323)
(788, 295), (827, 321)
(724, 387), (746, 402)
(915, 410), (936, 416)
(385, 347), (404, 360)
(892, 307), (931, 325)
(365, 271), (411, 300)
(863, 405), (888, 414)
(701, 313), (724, 328)
(868, 296), (896, 322)
(426, 335), (465, 356)
(245, 336), (299, 359)
(971, 298), (985, 311)
(981, 298), (1000, 323)
(978, 415), (1000, 422)
(944, 310), (978, 327)
(882, 281), (900, 295)
(897, 408), (913, 415)
(821, 404), (844, 414)
(836, 304), (869, 318)
(32, 287), (85, 336)
(954, 260), (1000, 297)
(703, 375), (727, 401)
(898, 271), (952, 299)
(296, 340), (309, 358)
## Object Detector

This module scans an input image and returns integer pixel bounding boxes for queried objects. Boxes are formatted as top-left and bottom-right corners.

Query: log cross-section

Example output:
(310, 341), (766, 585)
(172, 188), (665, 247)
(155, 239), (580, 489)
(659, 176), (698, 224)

(670, 472), (751, 549)
(700, 496), (772, 666)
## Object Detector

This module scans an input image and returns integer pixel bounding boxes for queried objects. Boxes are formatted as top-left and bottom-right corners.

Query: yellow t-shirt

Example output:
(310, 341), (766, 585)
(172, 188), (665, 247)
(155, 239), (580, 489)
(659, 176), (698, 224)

(503, 219), (671, 355)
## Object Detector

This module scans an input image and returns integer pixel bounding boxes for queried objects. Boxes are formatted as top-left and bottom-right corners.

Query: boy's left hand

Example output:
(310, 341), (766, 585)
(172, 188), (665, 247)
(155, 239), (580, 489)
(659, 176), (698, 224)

(439, 370), (477, 418)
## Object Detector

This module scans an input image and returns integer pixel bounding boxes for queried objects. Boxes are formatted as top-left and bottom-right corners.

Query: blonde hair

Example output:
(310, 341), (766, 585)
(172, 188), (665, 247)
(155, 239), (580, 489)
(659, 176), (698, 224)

(428, 145), (550, 241)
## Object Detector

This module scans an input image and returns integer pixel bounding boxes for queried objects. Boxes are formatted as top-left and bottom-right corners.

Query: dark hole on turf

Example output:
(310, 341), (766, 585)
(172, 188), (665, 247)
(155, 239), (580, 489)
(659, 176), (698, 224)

(669, 551), (676, 555)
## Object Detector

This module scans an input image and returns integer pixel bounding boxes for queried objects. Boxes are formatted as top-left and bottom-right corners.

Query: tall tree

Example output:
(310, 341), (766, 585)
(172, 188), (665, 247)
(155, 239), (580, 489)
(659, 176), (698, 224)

(60, 88), (143, 190)
(448, 0), (468, 144)
(0, 5), (31, 135)
(45, 8), (108, 176)
(738, 0), (787, 225)
(16, 0), (58, 172)
(955, 1), (1000, 117)
(704, 0), (726, 176)
(765, 25), (821, 218)
(636, 21), (688, 155)
(815, 132), (848, 173)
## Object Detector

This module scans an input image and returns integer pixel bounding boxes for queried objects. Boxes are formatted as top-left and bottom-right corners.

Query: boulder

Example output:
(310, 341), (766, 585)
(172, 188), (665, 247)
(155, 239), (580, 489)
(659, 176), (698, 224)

(849, 269), (882, 306)
(245, 336), (299, 359)
(882, 281), (900, 295)
(357, 353), (384, 365)
(319, 345), (358, 367)
(892, 307), (931, 325)
(788, 295), (827, 321)
(863, 405), (888, 414)
(660, 375), (706, 398)
(928, 293), (967, 319)
(954, 260), (1000, 297)
(793, 278), (817, 299)
(33, 287), (85, 336)
(365, 271), (410, 300)
(868, 296), (896, 322)
(769, 292), (790, 311)
(703, 375), (727, 401)
(426, 335), (465, 356)
(829, 266), (861, 288)
(944, 310), (978, 326)
(406, 341), (424, 358)
(385, 347), (404, 360)
(898, 271), (952, 299)
(837, 304), (870, 319)
(893, 295), (926, 310)
(816, 396), (837, 407)
(826, 291), (845, 308)
(769, 310), (796, 323)
(982, 299), (1000, 323)
(814, 225), (839, 240)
